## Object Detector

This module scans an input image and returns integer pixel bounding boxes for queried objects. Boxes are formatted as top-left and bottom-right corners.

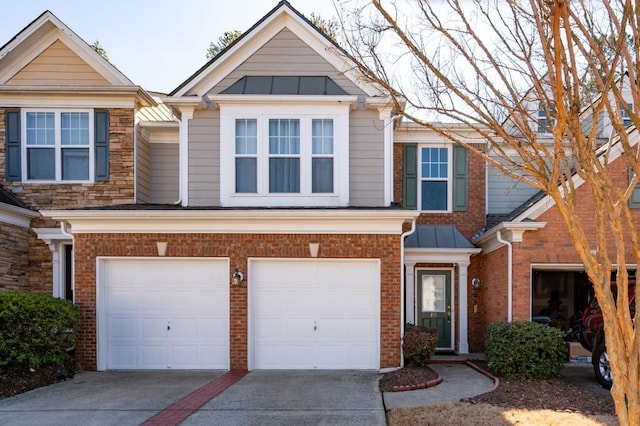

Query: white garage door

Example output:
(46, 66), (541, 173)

(250, 259), (380, 369)
(99, 258), (229, 370)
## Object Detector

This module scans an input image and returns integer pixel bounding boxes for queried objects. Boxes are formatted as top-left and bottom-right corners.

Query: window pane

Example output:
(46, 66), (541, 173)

(312, 119), (333, 154)
(235, 119), (257, 154)
(312, 158), (333, 193)
(61, 112), (89, 146)
(62, 148), (89, 180)
(269, 158), (299, 193)
(269, 119), (299, 154)
(26, 112), (55, 146)
(27, 148), (55, 180)
(236, 158), (257, 193)
(422, 275), (446, 312)
(421, 181), (448, 210)
(421, 147), (448, 178)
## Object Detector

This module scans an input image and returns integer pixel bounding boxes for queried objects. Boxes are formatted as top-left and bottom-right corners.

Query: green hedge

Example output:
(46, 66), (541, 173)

(403, 324), (438, 367)
(0, 291), (79, 370)
(485, 321), (567, 379)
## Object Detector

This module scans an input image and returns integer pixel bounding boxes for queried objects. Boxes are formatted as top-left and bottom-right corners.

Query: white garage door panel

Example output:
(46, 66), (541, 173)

(251, 259), (379, 370)
(101, 259), (229, 370)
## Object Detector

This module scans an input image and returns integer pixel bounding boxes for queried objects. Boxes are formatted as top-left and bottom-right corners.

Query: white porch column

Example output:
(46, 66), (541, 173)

(458, 260), (470, 354)
(178, 107), (194, 207)
(405, 261), (417, 324)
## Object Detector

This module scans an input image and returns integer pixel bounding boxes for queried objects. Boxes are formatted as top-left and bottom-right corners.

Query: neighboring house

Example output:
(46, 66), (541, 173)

(1, 1), (637, 371)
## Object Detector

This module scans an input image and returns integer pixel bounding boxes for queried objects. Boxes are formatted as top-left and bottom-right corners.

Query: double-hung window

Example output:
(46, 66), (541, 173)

(23, 109), (93, 182)
(222, 104), (347, 207)
(621, 103), (633, 127)
(420, 146), (451, 212)
(537, 103), (556, 134)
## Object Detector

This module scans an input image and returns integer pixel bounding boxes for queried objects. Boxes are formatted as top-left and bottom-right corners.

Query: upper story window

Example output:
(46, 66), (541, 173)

(220, 104), (348, 207)
(22, 109), (93, 182)
(419, 146), (452, 212)
(537, 103), (556, 134)
(621, 103), (633, 127)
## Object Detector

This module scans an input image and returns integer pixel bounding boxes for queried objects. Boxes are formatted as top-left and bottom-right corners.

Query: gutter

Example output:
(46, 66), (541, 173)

(496, 230), (513, 322)
(398, 218), (417, 369)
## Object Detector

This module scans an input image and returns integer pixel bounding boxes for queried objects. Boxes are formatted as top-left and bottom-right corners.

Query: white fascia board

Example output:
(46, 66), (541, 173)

(0, 86), (151, 108)
(0, 202), (39, 228)
(474, 221), (547, 254)
(405, 248), (481, 266)
(209, 95), (358, 108)
(174, 7), (380, 98)
(40, 209), (419, 234)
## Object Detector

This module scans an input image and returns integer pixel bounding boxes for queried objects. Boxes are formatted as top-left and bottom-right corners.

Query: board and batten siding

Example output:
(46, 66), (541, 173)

(208, 29), (365, 96)
(349, 109), (385, 207)
(7, 40), (109, 86)
(188, 109), (220, 206)
(136, 129), (151, 203)
(150, 143), (179, 203)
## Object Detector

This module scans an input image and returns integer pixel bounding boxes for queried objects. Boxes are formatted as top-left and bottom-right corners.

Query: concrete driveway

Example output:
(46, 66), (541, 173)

(0, 370), (385, 426)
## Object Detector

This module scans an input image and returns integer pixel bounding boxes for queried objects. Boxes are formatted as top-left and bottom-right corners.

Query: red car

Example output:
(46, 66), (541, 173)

(580, 278), (636, 389)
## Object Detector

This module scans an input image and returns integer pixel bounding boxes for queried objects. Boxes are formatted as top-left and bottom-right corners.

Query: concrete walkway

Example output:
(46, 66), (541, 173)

(382, 363), (496, 411)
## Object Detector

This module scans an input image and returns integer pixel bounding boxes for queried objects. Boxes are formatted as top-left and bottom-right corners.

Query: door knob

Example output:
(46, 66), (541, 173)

(447, 306), (451, 322)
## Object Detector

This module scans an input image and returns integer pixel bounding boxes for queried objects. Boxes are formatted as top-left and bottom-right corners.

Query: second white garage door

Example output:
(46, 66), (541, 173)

(249, 259), (380, 370)
(98, 258), (229, 370)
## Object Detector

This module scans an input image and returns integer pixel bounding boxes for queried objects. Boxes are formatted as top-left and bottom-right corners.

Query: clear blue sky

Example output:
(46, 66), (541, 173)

(0, 0), (344, 93)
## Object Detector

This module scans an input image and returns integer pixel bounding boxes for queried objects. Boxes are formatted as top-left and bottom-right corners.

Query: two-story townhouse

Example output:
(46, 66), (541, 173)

(7, 2), (419, 372)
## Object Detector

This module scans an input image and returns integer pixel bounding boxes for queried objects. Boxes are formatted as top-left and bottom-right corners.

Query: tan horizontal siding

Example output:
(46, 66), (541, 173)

(349, 109), (385, 207)
(210, 29), (364, 95)
(150, 143), (179, 204)
(7, 40), (109, 86)
(188, 110), (220, 206)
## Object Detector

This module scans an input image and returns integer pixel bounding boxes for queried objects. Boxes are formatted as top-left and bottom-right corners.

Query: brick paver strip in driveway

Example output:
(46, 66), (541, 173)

(142, 369), (249, 426)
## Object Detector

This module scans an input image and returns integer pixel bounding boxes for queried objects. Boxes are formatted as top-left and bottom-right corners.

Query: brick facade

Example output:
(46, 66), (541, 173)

(72, 232), (402, 371)
(393, 142), (487, 239)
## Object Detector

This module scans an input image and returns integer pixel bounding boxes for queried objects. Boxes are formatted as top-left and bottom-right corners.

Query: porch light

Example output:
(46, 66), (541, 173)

(232, 269), (244, 286)
(472, 277), (481, 289)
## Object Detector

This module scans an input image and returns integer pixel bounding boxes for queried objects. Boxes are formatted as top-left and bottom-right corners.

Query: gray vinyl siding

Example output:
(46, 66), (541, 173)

(136, 129), (151, 203)
(150, 144), (179, 204)
(188, 109), (220, 206)
(209, 29), (365, 96)
(349, 109), (385, 206)
(487, 165), (538, 214)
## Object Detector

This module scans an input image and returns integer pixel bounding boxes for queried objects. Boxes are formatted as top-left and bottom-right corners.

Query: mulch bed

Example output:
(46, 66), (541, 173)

(0, 365), (74, 400)
(379, 366), (441, 392)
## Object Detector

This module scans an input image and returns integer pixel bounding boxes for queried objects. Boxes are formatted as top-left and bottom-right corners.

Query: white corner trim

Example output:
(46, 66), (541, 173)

(379, 107), (393, 206)
(40, 209), (419, 234)
(176, 106), (195, 207)
(0, 202), (39, 227)
(474, 221), (547, 254)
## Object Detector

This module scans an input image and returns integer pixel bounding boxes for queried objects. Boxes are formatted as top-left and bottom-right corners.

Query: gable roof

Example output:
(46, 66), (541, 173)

(0, 10), (134, 86)
(170, 1), (381, 98)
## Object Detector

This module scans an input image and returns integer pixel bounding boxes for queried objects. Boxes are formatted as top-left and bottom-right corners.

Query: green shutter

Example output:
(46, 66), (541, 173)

(94, 110), (109, 182)
(629, 168), (640, 209)
(5, 109), (21, 182)
(403, 144), (417, 209)
(453, 145), (468, 211)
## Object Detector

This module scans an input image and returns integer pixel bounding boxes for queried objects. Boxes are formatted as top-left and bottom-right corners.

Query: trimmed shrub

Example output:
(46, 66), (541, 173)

(485, 321), (567, 379)
(0, 291), (79, 370)
(403, 324), (438, 367)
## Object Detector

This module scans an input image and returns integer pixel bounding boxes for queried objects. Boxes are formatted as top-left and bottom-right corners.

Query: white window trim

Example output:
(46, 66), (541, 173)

(220, 103), (349, 207)
(21, 108), (95, 183)
(418, 144), (453, 213)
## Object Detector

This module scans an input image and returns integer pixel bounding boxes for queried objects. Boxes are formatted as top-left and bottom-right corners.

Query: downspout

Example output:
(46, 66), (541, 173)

(60, 220), (74, 300)
(496, 230), (513, 322)
(399, 218), (417, 368)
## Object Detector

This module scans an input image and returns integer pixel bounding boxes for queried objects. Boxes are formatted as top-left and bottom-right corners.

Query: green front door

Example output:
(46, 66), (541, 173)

(417, 270), (452, 348)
